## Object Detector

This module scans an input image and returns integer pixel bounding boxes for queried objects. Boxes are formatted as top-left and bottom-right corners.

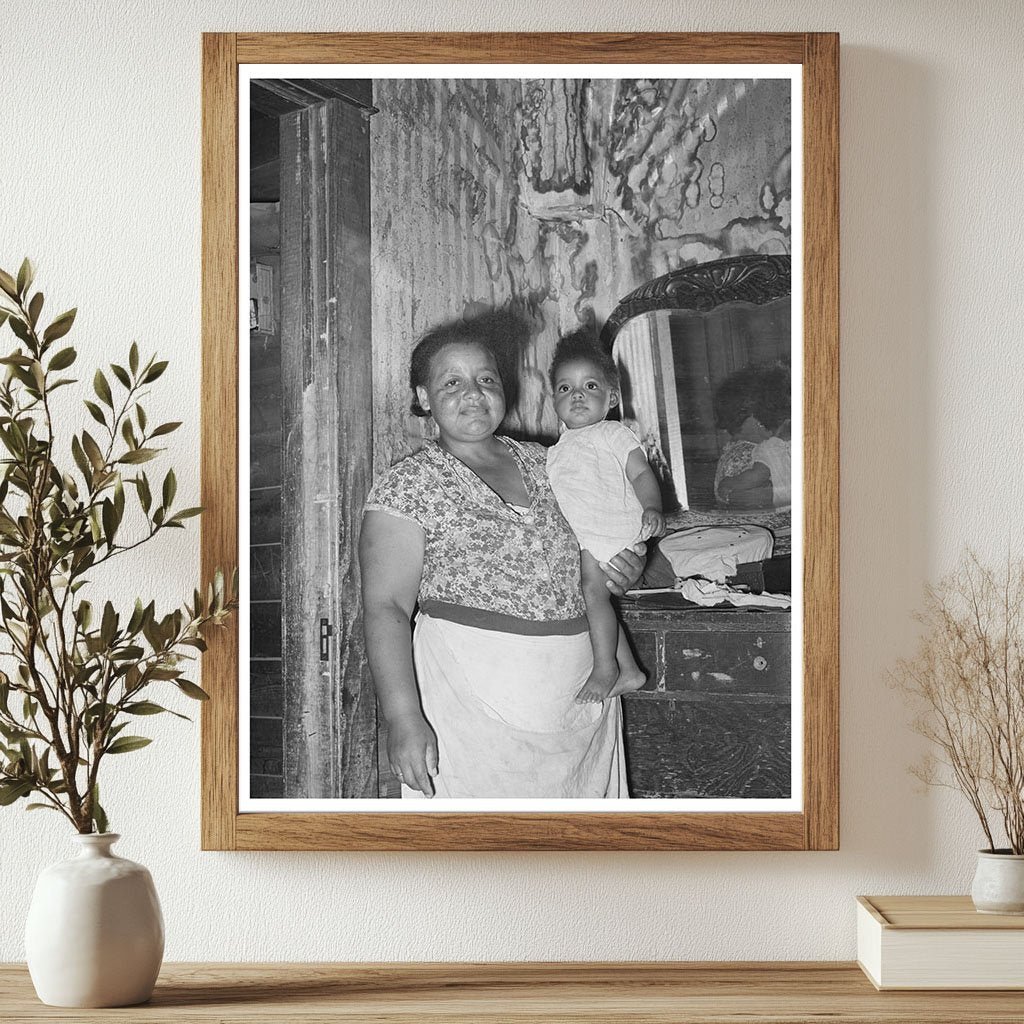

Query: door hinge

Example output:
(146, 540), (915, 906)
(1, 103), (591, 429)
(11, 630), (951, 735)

(319, 618), (334, 662)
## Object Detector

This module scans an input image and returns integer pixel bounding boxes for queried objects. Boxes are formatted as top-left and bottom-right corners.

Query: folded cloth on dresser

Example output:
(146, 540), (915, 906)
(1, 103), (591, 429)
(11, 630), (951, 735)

(676, 577), (792, 609)
(657, 525), (774, 584)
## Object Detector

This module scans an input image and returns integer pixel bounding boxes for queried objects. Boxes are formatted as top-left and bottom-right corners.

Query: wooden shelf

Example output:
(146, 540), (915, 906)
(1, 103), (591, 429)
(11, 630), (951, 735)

(3, 962), (1024, 1022)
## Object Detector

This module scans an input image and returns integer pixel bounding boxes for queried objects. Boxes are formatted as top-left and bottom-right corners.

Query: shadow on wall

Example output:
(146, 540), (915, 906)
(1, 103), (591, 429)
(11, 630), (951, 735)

(838, 47), (941, 871)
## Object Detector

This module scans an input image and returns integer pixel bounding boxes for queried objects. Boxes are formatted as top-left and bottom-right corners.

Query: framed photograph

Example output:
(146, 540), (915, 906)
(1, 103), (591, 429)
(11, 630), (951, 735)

(201, 32), (838, 850)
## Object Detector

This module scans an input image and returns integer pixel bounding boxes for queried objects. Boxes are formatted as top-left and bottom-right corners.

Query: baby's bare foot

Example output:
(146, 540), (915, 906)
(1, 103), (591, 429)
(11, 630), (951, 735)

(606, 667), (647, 699)
(575, 664), (619, 703)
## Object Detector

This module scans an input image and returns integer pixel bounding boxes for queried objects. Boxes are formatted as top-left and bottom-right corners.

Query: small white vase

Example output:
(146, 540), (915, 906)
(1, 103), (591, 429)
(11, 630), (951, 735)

(24, 833), (164, 1007)
(971, 849), (1024, 915)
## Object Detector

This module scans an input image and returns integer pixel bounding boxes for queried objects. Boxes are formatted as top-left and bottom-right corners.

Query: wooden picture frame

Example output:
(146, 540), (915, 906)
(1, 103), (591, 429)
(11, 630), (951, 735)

(201, 32), (838, 851)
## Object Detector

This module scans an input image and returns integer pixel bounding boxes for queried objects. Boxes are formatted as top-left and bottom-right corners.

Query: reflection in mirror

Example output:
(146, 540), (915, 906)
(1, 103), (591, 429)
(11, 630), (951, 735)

(604, 255), (791, 514)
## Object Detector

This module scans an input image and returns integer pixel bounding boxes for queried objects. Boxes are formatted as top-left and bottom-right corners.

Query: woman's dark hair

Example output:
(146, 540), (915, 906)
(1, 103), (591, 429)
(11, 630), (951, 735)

(548, 328), (619, 391)
(408, 309), (527, 417)
(713, 360), (791, 434)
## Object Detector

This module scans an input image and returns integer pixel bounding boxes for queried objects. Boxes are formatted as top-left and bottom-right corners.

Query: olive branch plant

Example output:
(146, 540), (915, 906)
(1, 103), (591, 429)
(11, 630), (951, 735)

(0, 259), (235, 834)
(893, 552), (1024, 854)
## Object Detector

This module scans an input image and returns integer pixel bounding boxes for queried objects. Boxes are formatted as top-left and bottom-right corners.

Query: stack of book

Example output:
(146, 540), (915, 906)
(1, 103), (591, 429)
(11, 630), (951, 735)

(857, 895), (1024, 990)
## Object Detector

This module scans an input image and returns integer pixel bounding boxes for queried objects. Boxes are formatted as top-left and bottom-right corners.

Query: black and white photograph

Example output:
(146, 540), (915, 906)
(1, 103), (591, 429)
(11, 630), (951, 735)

(242, 65), (801, 810)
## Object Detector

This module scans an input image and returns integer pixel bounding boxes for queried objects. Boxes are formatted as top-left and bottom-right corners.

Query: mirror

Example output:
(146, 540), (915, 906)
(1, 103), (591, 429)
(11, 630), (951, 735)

(603, 254), (791, 515)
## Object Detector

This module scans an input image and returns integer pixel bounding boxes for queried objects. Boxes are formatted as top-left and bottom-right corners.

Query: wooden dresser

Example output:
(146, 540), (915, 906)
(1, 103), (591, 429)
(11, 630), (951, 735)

(619, 594), (791, 799)
(2, 962), (1022, 1022)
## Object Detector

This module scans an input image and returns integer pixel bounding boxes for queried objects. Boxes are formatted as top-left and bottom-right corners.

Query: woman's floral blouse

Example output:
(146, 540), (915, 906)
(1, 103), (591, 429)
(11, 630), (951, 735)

(364, 438), (587, 634)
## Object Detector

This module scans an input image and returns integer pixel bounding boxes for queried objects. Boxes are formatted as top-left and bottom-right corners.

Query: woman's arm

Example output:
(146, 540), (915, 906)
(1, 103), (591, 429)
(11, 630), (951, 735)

(359, 510), (438, 796)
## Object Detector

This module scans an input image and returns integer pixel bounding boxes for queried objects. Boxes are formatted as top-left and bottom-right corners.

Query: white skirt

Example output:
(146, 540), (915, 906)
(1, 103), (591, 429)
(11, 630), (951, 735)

(403, 615), (628, 799)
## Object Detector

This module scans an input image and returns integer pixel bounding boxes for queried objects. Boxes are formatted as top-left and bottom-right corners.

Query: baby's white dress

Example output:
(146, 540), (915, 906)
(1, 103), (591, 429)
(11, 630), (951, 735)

(547, 419), (645, 563)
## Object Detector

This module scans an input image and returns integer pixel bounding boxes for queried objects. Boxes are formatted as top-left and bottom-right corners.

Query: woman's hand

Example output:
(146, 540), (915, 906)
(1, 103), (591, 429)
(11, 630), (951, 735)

(599, 542), (647, 596)
(387, 712), (439, 796)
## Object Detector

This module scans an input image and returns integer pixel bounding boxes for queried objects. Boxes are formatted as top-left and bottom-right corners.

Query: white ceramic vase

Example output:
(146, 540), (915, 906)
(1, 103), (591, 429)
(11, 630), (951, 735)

(24, 833), (164, 1007)
(971, 849), (1024, 915)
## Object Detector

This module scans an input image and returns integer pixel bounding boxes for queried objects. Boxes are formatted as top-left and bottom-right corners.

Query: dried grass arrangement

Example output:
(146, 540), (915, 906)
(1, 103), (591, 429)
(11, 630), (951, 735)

(894, 553), (1024, 854)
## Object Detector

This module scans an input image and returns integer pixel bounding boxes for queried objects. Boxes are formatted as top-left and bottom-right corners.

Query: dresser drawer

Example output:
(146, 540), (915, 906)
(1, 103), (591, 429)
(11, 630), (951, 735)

(662, 629), (790, 695)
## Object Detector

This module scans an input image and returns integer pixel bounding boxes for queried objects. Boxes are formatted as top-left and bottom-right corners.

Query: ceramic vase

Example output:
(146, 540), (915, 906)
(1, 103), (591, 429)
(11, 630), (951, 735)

(24, 833), (164, 1007)
(971, 849), (1024, 914)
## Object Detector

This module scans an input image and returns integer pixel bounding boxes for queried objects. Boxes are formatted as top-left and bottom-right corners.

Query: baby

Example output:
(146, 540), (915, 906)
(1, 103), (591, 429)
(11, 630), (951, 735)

(546, 331), (664, 703)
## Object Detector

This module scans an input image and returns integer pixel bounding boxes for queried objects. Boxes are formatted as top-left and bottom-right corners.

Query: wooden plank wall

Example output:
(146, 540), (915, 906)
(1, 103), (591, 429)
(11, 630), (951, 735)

(249, 243), (285, 798)
(280, 99), (376, 799)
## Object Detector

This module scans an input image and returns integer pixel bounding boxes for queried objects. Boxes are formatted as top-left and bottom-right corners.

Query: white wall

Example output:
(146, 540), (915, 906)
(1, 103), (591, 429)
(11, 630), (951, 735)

(2, 0), (1022, 961)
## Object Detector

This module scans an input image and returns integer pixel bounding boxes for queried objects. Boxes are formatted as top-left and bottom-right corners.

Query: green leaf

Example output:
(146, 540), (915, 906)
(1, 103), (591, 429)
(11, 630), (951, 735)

(136, 404), (147, 432)
(83, 400), (107, 428)
(129, 342), (139, 375)
(91, 785), (108, 833)
(16, 258), (34, 299)
(25, 802), (61, 813)
(121, 418), (137, 450)
(100, 602), (117, 647)
(81, 431), (105, 472)
(149, 421), (182, 438)
(27, 292), (43, 329)
(70, 435), (91, 482)
(126, 598), (146, 635)
(0, 722), (28, 743)
(124, 700), (180, 717)
(0, 269), (18, 300)
(47, 346), (76, 371)
(162, 468), (176, 509)
(42, 308), (76, 344)
(83, 701), (115, 729)
(135, 473), (152, 513)
(0, 779), (33, 805)
(110, 644), (144, 661)
(113, 475), (125, 521)
(101, 498), (117, 547)
(9, 317), (32, 346)
(105, 735), (152, 755)
(147, 667), (181, 680)
(143, 360), (169, 383)
(118, 448), (158, 465)
(168, 507), (202, 524)
(93, 369), (113, 409)
(110, 363), (131, 389)
(0, 352), (33, 367)
(176, 679), (210, 701)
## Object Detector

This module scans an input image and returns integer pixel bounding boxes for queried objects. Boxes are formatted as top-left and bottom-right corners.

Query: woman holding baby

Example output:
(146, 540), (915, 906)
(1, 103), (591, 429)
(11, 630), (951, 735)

(358, 313), (647, 799)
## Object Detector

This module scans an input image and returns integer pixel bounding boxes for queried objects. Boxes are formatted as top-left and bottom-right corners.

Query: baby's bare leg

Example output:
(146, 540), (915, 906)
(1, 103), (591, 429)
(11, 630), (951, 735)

(607, 625), (647, 698)
(577, 551), (623, 703)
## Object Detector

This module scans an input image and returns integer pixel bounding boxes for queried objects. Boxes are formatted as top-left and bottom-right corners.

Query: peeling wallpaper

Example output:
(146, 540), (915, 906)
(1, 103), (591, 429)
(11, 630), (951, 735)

(3, 0), (1024, 965)
(371, 76), (789, 452)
